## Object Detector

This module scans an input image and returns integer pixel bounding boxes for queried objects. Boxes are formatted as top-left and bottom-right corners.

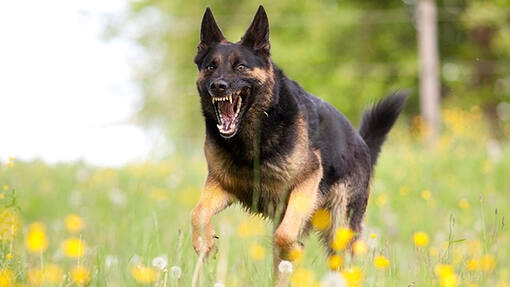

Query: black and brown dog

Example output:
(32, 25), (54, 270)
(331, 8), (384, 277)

(191, 5), (407, 284)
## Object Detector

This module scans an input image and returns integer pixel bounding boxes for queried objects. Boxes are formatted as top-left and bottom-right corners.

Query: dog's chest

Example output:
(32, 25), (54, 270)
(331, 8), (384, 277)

(207, 150), (302, 216)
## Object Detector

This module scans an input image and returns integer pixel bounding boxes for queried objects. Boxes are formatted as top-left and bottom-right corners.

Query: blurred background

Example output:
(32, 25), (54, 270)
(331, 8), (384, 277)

(2, 0), (510, 165)
(1, 1), (510, 286)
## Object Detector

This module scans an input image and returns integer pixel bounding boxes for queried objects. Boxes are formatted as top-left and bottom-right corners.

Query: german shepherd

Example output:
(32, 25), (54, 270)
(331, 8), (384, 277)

(191, 5), (407, 284)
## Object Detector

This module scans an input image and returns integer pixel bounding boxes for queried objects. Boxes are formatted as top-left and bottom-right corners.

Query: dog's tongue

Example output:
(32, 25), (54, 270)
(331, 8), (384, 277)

(218, 101), (235, 118)
(218, 101), (235, 130)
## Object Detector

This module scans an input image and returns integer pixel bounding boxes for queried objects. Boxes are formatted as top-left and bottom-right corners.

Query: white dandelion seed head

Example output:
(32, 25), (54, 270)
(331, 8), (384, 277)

(151, 254), (168, 270)
(129, 254), (142, 265)
(170, 265), (182, 279)
(487, 139), (502, 162)
(214, 282), (226, 287)
(278, 260), (293, 274)
(321, 271), (346, 287)
(109, 188), (127, 207)
(105, 255), (119, 269)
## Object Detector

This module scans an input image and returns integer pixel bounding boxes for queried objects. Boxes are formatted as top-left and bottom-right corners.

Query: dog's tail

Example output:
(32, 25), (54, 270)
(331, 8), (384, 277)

(359, 91), (409, 167)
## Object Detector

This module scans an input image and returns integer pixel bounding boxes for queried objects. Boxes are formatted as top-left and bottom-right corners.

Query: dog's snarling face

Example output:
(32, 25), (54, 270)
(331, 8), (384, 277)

(194, 6), (273, 139)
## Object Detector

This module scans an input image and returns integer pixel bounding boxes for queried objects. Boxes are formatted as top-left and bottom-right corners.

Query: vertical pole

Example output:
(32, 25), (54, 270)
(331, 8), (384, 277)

(417, 0), (440, 144)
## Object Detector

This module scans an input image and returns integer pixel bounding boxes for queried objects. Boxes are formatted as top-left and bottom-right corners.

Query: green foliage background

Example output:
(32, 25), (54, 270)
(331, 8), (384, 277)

(106, 0), (510, 152)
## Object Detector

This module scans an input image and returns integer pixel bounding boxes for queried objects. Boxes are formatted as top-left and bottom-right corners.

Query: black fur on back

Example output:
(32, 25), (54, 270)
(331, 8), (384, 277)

(359, 91), (409, 167)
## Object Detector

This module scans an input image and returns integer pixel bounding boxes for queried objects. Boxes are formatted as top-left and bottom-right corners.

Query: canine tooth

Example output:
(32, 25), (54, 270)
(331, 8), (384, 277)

(229, 95), (232, 104)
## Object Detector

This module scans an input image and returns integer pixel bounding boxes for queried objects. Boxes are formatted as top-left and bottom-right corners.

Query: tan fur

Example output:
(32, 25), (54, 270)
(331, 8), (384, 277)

(191, 177), (235, 255)
(274, 152), (322, 250)
(203, 114), (318, 217)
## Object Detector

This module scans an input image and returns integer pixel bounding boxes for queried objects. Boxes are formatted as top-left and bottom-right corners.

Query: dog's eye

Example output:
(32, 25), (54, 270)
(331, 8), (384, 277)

(206, 64), (216, 72)
(235, 64), (247, 71)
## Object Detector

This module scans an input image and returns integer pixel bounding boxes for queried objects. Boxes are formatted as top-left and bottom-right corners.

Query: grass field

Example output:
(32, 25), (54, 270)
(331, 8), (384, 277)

(1, 107), (509, 286)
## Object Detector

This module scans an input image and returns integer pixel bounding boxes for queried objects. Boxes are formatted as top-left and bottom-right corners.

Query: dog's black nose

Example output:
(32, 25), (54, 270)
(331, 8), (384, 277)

(209, 79), (228, 94)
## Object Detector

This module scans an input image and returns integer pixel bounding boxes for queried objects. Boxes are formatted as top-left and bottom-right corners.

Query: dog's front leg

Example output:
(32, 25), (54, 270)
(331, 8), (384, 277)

(191, 176), (234, 256)
(273, 167), (322, 286)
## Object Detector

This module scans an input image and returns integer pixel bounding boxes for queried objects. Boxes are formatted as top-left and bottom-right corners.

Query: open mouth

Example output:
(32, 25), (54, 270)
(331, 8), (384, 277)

(211, 87), (249, 138)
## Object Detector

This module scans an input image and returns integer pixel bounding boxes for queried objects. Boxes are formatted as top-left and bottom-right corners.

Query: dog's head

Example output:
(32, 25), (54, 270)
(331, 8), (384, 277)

(194, 6), (274, 139)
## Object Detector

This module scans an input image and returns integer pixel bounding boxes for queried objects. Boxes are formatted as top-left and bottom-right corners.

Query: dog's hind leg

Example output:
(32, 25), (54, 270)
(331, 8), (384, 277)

(318, 177), (370, 256)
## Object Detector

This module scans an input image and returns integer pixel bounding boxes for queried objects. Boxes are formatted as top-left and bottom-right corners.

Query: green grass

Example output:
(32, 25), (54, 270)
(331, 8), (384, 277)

(1, 111), (509, 286)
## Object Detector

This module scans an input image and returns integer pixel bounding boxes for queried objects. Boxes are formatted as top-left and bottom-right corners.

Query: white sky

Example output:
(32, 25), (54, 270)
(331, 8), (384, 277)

(0, 0), (152, 166)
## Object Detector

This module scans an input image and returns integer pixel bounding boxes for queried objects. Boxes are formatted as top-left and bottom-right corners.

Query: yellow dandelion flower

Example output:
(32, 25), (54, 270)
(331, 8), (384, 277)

(330, 227), (354, 251)
(341, 266), (363, 287)
(370, 233), (377, 239)
(25, 222), (49, 253)
(28, 268), (43, 286)
(131, 265), (158, 284)
(458, 198), (470, 209)
(465, 258), (479, 271)
(62, 237), (87, 258)
(288, 246), (303, 262)
(149, 188), (168, 202)
(328, 254), (343, 270)
(480, 160), (493, 174)
(434, 264), (451, 276)
(249, 243), (266, 261)
(0, 207), (21, 241)
(44, 264), (63, 283)
(413, 231), (429, 247)
(70, 265), (91, 285)
(399, 186), (410, 196)
(65, 214), (84, 233)
(440, 272), (458, 287)
(2, 186), (7, 191)
(290, 268), (315, 287)
(352, 240), (367, 256)
(434, 264), (456, 285)
(0, 269), (14, 287)
(375, 194), (388, 207)
(374, 255), (390, 270)
(5, 254), (12, 260)
(7, 162), (14, 168)
(311, 209), (330, 231)
(421, 190), (431, 201)
(237, 217), (266, 238)
(480, 254), (496, 272)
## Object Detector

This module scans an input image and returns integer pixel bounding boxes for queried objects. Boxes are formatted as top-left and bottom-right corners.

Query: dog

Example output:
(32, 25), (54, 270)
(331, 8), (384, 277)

(191, 5), (407, 284)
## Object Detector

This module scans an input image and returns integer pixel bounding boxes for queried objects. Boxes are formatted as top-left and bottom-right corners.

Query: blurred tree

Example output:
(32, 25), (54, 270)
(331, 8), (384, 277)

(106, 0), (510, 155)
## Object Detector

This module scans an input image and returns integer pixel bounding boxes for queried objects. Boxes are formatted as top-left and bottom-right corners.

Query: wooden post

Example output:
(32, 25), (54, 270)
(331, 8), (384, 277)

(417, 0), (440, 144)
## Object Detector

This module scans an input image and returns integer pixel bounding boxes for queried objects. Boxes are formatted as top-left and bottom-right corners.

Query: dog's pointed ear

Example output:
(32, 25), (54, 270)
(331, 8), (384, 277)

(240, 5), (270, 57)
(198, 8), (225, 51)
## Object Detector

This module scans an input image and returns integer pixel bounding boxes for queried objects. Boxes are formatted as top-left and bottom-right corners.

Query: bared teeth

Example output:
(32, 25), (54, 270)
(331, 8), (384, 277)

(237, 96), (242, 110)
(211, 93), (238, 104)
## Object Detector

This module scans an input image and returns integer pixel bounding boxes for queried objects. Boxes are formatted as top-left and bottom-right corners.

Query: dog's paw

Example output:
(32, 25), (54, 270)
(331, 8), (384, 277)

(192, 233), (218, 257)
